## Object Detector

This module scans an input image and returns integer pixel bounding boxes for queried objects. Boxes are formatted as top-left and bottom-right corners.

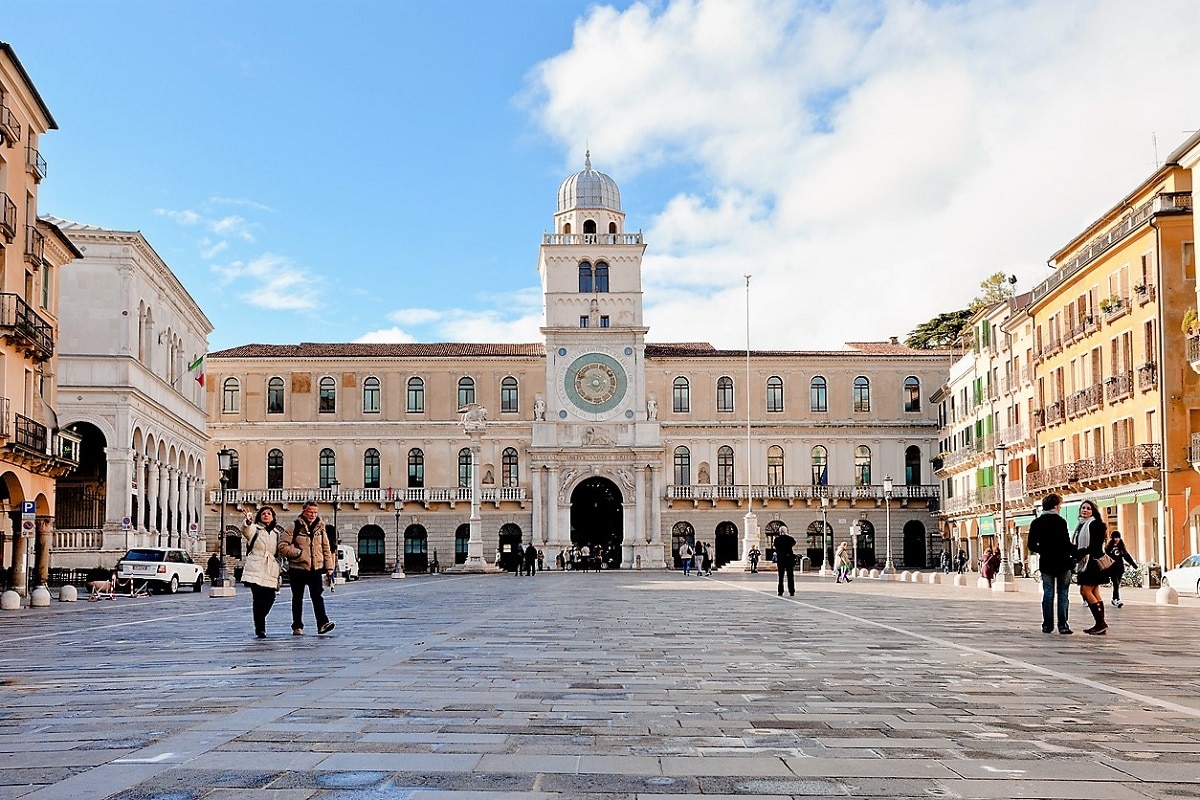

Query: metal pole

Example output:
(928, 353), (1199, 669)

(993, 441), (1016, 592)
(883, 475), (895, 578)
(218, 472), (227, 584)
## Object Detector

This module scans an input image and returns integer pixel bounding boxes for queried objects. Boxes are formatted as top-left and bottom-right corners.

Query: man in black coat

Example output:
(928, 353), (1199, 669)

(773, 525), (797, 597)
(1027, 493), (1074, 634)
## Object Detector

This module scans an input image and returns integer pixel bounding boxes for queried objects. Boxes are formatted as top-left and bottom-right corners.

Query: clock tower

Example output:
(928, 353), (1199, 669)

(531, 152), (665, 568)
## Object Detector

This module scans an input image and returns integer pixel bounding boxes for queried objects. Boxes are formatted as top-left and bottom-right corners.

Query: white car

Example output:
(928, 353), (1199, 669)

(335, 545), (360, 581)
(117, 547), (205, 594)
(1162, 554), (1200, 596)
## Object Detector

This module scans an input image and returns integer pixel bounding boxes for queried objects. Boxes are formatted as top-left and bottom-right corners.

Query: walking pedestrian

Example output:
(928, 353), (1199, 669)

(692, 541), (704, 576)
(1104, 530), (1137, 607)
(678, 541), (693, 576)
(748, 546), (760, 573)
(980, 547), (1000, 587)
(955, 549), (968, 574)
(1027, 493), (1074, 634)
(523, 541), (538, 576)
(1073, 499), (1111, 635)
(773, 525), (796, 596)
(835, 541), (853, 583)
(240, 506), (285, 639)
(279, 500), (336, 636)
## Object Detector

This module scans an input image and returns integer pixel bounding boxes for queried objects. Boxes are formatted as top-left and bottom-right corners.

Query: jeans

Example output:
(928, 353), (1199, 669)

(1041, 568), (1072, 630)
(289, 568), (330, 630)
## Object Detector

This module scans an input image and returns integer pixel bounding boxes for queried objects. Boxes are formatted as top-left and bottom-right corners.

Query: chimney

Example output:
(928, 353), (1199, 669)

(890, 336), (899, 345)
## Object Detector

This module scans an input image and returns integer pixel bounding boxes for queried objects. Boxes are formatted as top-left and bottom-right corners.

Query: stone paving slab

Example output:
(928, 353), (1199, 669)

(1, 570), (1198, 799)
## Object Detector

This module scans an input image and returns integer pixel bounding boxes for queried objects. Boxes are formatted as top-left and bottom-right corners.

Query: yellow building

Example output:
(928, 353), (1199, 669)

(0, 42), (82, 595)
(1026, 134), (1198, 569)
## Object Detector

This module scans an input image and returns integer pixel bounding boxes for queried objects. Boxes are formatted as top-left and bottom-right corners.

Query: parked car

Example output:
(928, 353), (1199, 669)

(335, 545), (360, 581)
(1162, 554), (1200, 596)
(117, 547), (205, 594)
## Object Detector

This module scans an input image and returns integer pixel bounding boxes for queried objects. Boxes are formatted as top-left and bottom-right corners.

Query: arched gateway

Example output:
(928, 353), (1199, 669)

(569, 476), (624, 569)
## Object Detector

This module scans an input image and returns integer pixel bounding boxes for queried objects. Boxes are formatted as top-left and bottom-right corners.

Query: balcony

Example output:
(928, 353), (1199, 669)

(208, 485), (529, 510)
(1190, 335), (1200, 374)
(0, 102), (20, 145)
(542, 232), (644, 246)
(1191, 433), (1200, 465)
(1134, 284), (1155, 306)
(1025, 444), (1161, 492)
(1100, 296), (1128, 322)
(26, 144), (46, 182)
(1045, 400), (1065, 427)
(665, 482), (940, 508)
(1032, 407), (1046, 432)
(24, 224), (44, 266)
(0, 192), (14, 242)
(1137, 362), (1158, 391)
(1105, 371), (1133, 403)
(1065, 383), (1104, 418)
(0, 293), (55, 362)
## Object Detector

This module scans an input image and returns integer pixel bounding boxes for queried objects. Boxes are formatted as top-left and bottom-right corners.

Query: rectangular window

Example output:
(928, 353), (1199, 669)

(600, 315), (609, 328)
(1184, 242), (1195, 281)
(362, 382), (380, 414)
(579, 316), (589, 328)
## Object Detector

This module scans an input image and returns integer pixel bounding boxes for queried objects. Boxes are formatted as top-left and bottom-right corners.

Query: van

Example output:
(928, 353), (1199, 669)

(335, 545), (360, 581)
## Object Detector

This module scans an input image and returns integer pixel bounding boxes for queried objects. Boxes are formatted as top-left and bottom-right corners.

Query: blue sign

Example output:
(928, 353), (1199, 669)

(20, 501), (35, 515)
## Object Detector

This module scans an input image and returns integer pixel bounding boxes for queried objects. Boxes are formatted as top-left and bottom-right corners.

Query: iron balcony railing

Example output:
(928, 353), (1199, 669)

(1105, 371), (1133, 402)
(26, 144), (46, 181)
(0, 102), (20, 144)
(1188, 335), (1200, 368)
(13, 412), (46, 453)
(1191, 433), (1200, 464)
(0, 192), (15, 242)
(1025, 444), (1162, 491)
(0, 293), (54, 361)
(1137, 362), (1158, 390)
(24, 225), (44, 265)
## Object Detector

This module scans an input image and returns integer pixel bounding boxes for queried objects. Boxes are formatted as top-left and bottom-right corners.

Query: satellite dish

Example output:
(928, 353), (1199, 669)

(1008, 275), (1018, 285)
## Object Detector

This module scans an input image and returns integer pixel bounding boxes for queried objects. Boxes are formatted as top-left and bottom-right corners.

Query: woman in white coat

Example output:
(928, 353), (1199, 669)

(241, 506), (285, 639)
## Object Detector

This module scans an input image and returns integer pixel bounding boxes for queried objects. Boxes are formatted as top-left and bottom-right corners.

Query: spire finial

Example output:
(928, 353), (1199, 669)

(584, 143), (591, 171)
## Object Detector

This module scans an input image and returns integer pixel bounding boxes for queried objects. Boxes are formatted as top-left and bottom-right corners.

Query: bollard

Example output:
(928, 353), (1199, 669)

(1155, 585), (1179, 605)
(30, 586), (51, 608)
(909, 571), (922, 582)
(927, 572), (942, 584)
(1, 590), (20, 610)
(59, 585), (78, 602)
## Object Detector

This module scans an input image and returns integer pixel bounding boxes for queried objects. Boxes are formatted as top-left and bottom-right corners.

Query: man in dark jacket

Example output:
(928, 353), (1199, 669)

(1027, 493), (1074, 634)
(773, 525), (797, 597)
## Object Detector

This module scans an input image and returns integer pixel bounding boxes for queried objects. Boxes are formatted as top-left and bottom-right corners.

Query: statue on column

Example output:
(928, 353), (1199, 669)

(459, 403), (487, 432)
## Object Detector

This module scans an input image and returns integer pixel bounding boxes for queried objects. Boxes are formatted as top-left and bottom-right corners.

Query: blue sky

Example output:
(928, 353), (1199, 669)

(11, 1), (1200, 352)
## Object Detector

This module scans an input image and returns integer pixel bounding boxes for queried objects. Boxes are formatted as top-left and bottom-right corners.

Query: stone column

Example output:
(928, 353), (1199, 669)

(145, 458), (159, 539)
(156, 461), (170, 546)
(546, 465), (560, 547)
(167, 466), (180, 547)
(531, 466), (544, 546)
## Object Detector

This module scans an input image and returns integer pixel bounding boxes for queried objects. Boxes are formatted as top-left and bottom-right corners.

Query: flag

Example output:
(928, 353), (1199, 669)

(188, 354), (205, 387)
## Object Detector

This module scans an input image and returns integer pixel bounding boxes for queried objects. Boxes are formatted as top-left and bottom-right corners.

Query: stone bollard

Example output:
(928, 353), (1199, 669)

(953, 574), (968, 587)
(927, 572), (942, 584)
(59, 585), (78, 602)
(30, 587), (51, 608)
(1, 590), (20, 610)
(900, 571), (911, 581)
(909, 571), (922, 582)
(869, 568), (880, 579)
(1156, 585), (1179, 605)
(976, 576), (991, 589)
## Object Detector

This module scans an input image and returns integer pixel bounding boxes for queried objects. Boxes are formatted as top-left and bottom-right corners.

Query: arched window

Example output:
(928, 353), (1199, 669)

(457, 377), (475, 409)
(407, 448), (424, 488)
(502, 447), (519, 487)
(905, 445), (922, 485)
(673, 446), (691, 486)
(810, 376), (827, 412)
(583, 219), (597, 234)
(855, 445), (872, 486)
(811, 445), (828, 485)
(767, 445), (784, 486)
(267, 449), (284, 490)
(319, 376), (336, 413)
(578, 261), (593, 293)
(717, 445), (734, 486)
(319, 448), (336, 488)
(608, 221), (617, 234)
(904, 376), (921, 412)
(406, 377), (424, 413)
(222, 377), (240, 413)
(594, 261), (609, 292)
(363, 376), (380, 413)
(766, 376), (784, 412)
(716, 376), (734, 413)
(673, 376), (690, 412)
(501, 376), (518, 413)
(458, 447), (472, 487)
(267, 377), (284, 414)
(853, 376), (871, 412)
(363, 448), (380, 489)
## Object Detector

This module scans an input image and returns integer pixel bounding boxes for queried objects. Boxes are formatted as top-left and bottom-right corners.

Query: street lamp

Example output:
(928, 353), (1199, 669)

(882, 475), (895, 578)
(215, 447), (233, 587)
(391, 503), (405, 579)
(330, 477), (340, 551)
(993, 441), (1016, 592)
(850, 520), (859, 577)
(819, 495), (832, 577)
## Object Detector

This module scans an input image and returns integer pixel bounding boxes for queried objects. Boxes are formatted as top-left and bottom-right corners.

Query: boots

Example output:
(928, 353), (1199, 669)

(1084, 601), (1108, 635)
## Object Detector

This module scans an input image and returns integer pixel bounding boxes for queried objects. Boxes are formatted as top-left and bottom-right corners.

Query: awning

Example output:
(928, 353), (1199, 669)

(1113, 494), (1138, 505)
(1136, 491), (1161, 503)
(1011, 514), (1035, 528)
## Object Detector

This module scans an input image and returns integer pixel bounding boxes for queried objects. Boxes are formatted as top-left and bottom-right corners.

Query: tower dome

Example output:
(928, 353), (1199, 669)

(557, 150), (621, 212)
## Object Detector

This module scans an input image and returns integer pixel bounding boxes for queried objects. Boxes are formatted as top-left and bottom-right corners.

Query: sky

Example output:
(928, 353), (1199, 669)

(9, 0), (1200, 353)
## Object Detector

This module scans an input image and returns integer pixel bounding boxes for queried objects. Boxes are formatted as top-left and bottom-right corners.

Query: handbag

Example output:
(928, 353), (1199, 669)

(1095, 553), (1115, 571)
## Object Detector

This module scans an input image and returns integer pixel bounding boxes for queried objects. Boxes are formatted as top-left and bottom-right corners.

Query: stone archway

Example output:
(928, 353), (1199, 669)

(570, 477), (623, 569)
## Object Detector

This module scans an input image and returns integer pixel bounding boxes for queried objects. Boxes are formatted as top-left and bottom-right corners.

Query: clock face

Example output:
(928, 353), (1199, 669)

(563, 352), (628, 414)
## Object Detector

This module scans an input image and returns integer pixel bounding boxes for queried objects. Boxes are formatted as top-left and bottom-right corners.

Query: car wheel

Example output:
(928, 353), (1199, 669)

(168, 575), (179, 594)
(192, 577), (203, 592)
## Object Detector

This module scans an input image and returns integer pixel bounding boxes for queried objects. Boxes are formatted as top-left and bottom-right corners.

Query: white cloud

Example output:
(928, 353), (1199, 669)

(529, 0), (1200, 349)
(214, 252), (323, 311)
(355, 327), (418, 344)
(381, 288), (545, 343)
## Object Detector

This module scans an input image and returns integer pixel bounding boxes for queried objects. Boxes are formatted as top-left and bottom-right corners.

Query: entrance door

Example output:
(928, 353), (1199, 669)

(498, 524), (522, 572)
(902, 520), (928, 569)
(403, 525), (428, 573)
(713, 521), (738, 567)
(358, 525), (385, 573)
(570, 477), (624, 568)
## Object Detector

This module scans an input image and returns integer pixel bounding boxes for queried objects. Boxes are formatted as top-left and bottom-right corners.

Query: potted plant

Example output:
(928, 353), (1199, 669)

(1133, 282), (1147, 295)
(1183, 308), (1199, 336)
(1100, 295), (1123, 313)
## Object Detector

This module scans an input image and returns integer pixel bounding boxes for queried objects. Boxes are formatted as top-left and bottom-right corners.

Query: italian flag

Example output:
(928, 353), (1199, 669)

(188, 354), (206, 387)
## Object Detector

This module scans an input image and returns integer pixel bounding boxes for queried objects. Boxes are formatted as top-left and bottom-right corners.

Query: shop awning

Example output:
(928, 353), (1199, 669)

(1136, 491), (1161, 503)
(1011, 514), (1035, 528)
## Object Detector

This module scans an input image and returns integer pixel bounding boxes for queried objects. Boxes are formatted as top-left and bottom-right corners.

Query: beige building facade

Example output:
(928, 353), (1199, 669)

(206, 157), (946, 573)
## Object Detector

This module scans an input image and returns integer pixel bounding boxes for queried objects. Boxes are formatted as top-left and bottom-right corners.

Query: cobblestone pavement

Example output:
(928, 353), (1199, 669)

(1, 570), (1198, 800)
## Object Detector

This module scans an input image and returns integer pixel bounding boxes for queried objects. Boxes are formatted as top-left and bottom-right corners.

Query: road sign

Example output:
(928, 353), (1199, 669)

(122, 516), (132, 531)
(20, 501), (35, 515)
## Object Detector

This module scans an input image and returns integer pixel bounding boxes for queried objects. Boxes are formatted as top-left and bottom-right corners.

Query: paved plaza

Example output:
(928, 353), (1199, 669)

(0, 569), (1198, 800)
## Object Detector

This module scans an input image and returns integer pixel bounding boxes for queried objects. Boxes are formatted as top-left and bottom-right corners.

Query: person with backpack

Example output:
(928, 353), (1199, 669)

(278, 500), (336, 636)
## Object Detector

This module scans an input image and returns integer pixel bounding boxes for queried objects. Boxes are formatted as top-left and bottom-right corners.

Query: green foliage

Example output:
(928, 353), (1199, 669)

(968, 271), (1015, 312)
(904, 308), (973, 349)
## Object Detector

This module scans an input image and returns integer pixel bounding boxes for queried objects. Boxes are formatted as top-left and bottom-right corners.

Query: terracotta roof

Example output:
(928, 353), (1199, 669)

(210, 342), (547, 359)
(843, 341), (950, 356)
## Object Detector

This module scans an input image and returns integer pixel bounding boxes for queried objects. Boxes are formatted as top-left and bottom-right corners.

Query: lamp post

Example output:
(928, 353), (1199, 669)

(850, 520), (859, 578)
(819, 495), (832, 577)
(391, 503), (405, 579)
(882, 475), (895, 578)
(993, 441), (1016, 592)
(210, 447), (236, 597)
(330, 477), (340, 550)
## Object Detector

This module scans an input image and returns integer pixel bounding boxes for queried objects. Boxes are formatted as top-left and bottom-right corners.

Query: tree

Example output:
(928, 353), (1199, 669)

(904, 309), (973, 349)
(969, 271), (1016, 312)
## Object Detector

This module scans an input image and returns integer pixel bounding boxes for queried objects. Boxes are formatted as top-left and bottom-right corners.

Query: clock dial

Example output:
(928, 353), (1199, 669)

(562, 352), (628, 415)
